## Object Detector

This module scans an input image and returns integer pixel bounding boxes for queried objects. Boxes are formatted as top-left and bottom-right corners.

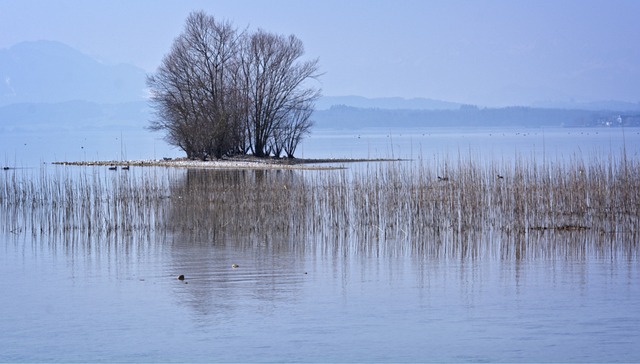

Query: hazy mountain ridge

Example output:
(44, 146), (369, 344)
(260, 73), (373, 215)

(1, 40), (639, 132)
(315, 95), (462, 110)
(0, 100), (150, 132)
(312, 105), (640, 129)
(0, 40), (147, 106)
(532, 100), (640, 112)
(6, 101), (638, 132)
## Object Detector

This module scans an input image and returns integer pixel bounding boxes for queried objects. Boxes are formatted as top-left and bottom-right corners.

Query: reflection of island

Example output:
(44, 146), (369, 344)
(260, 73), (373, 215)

(166, 234), (310, 323)
(164, 169), (308, 242)
(163, 169), (310, 319)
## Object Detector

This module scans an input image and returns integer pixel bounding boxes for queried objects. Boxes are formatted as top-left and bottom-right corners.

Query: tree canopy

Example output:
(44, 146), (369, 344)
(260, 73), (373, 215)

(147, 11), (321, 160)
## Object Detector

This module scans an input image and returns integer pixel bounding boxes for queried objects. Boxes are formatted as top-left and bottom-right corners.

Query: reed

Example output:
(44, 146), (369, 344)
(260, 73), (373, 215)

(1, 154), (638, 260)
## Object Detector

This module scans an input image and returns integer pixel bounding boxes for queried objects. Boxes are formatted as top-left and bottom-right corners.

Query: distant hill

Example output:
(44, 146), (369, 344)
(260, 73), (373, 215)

(312, 105), (640, 129)
(531, 100), (640, 112)
(316, 95), (461, 110)
(1, 40), (638, 133)
(0, 101), (151, 132)
(0, 40), (147, 106)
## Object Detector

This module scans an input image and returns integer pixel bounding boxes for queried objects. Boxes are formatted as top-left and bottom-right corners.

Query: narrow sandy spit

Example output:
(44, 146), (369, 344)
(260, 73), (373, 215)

(51, 157), (403, 170)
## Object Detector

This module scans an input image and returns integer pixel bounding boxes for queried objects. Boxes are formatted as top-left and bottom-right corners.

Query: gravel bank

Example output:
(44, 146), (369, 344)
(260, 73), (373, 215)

(51, 157), (401, 170)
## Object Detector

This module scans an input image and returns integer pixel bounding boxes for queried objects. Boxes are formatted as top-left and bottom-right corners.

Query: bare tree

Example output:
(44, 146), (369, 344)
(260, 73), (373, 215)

(147, 11), (242, 159)
(148, 11), (320, 159)
(148, 36), (204, 159)
(240, 30), (320, 157)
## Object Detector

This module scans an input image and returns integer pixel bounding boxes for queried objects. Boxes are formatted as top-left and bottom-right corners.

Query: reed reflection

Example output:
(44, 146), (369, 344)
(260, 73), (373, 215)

(164, 169), (307, 244)
(1, 156), (638, 264)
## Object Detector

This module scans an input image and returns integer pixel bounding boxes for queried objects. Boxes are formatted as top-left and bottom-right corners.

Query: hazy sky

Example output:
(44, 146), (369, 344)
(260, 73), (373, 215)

(1, 0), (639, 107)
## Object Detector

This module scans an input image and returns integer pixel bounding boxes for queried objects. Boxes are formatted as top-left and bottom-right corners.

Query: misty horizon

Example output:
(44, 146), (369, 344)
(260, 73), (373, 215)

(2, 1), (640, 108)
(2, 39), (640, 113)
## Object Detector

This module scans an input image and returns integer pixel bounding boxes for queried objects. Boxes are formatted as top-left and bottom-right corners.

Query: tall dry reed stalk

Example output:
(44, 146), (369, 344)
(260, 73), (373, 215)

(1, 154), (638, 260)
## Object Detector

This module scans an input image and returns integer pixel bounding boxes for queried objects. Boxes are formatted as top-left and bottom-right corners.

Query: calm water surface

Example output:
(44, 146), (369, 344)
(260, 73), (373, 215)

(2, 126), (639, 166)
(1, 126), (640, 362)
(300, 126), (640, 162)
(2, 230), (639, 362)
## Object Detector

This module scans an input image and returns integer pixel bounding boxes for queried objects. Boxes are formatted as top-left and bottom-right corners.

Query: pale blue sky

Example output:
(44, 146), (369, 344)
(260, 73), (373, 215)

(1, 0), (639, 107)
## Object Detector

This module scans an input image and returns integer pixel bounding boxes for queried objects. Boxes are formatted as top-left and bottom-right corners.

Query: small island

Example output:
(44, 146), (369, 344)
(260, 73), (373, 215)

(52, 156), (404, 170)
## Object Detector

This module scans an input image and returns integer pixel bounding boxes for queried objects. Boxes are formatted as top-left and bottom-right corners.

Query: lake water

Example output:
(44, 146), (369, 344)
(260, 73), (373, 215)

(2, 125), (639, 166)
(2, 126), (640, 362)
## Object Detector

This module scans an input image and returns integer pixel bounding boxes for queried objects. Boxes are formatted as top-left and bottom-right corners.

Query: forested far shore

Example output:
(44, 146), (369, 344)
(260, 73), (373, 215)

(2, 101), (640, 133)
(313, 105), (640, 129)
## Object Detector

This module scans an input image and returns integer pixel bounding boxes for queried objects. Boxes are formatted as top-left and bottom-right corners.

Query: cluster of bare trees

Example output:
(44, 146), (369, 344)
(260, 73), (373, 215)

(147, 11), (321, 159)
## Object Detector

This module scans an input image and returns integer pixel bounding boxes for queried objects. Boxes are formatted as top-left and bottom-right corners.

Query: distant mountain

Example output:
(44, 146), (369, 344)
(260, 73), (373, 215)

(0, 100), (151, 132)
(316, 95), (640, 113)
(2, 41), (639, 134)
(315, 95), (461, 110)
(532, 99), (640, 112)
(312, 105), (640, 129)
(0, 40), (147, 106)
